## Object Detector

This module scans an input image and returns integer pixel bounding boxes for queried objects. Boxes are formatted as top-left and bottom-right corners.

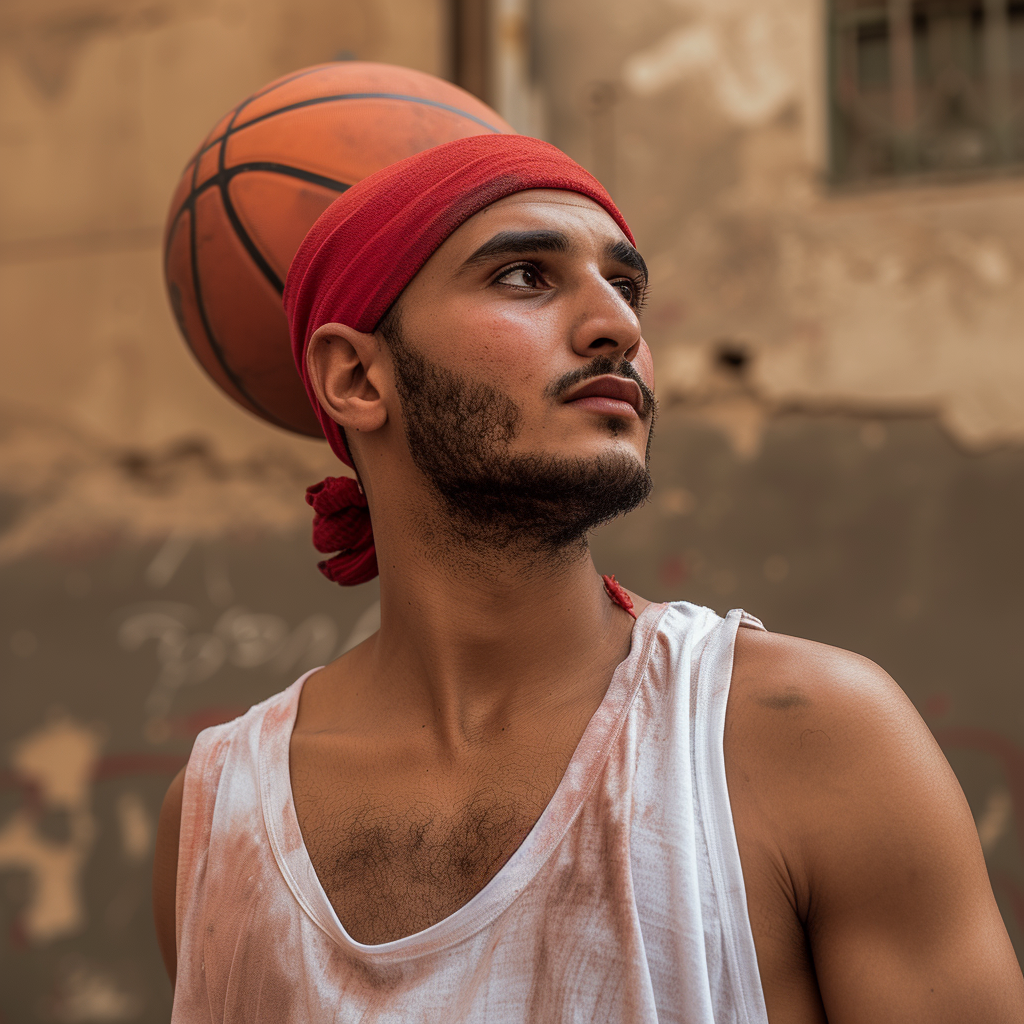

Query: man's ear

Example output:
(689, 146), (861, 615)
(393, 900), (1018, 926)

(305, 322), (388, 433)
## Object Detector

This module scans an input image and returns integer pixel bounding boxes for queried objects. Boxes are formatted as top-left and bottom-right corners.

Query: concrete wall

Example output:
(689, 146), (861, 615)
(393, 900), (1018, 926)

(2, 0), (1024, 1018)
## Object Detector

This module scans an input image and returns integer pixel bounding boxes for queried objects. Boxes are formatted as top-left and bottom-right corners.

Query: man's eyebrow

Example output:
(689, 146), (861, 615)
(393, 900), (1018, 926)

(606, 240), (648, 284)
(461, 230), (573, 269)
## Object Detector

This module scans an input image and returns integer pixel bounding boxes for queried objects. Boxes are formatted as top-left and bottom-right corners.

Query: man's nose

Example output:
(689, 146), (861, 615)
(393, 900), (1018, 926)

(568, 273), (643, 363)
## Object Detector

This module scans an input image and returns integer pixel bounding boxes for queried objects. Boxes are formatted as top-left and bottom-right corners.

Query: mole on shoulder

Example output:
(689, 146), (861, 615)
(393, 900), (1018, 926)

(757, 690), (810, 712)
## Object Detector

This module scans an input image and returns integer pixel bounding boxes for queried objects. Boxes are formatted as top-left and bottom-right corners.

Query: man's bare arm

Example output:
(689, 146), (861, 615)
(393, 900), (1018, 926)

(152, 766), (186, 987)
(729, 631), (1024, 1024)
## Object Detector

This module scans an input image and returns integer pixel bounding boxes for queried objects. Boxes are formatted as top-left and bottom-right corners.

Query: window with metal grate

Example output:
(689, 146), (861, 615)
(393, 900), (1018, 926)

(829, 0), (1024, 183)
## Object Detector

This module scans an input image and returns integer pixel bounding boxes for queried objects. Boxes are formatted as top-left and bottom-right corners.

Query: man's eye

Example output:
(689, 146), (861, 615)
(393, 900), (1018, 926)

(614, 279), (636, 304)
(497, 265), (540, 289)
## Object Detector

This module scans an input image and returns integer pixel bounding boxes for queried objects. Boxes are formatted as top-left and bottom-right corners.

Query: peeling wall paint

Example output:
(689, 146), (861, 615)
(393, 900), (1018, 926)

(622, 4), (805, 127)
(0, 531), (382, 1020)
(0, 717), (102, 944)
(0, 415), (339, 563)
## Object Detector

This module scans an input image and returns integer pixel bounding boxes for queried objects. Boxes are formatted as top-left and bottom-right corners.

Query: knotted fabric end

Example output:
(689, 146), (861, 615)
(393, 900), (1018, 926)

(602, 575), (637, 619)
(305, 476), (378, 586)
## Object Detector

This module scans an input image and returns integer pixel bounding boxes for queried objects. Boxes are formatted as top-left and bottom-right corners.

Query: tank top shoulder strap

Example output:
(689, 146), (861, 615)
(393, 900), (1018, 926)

(175, 676), (310, 952)
(176, 716), (236, 951)
(737, 610), (767, 632)
(690, 608), (770, 1024)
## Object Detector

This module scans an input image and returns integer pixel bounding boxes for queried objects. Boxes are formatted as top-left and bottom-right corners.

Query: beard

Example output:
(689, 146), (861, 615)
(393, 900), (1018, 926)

(380, 311), (655, 556)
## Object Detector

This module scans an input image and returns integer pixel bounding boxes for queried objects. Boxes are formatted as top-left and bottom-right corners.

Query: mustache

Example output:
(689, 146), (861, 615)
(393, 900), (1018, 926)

(546, 354), (657, 419)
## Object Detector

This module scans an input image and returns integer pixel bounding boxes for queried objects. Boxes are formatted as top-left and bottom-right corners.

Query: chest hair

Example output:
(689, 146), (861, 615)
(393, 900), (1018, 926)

(298, 780), (546, 944)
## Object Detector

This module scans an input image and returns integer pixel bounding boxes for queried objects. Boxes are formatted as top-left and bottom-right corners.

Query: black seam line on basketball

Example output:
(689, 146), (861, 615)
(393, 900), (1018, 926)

(186, 203), (289, 429)
(233, 90), (505, 134)
(244, 63), (332, 107)
(192, 92), (504, 161)
(168, 109), (299, 432)
(168, 93), (292, 430)
(179, 64), (366, 173)
(184, 183), (275, 424)
(218, 164), (352, 293)
(183, 96), (297, 427)
(181, 65), (340, 172)
(163, 164), (351, 261)
(218, 164), (284, 294)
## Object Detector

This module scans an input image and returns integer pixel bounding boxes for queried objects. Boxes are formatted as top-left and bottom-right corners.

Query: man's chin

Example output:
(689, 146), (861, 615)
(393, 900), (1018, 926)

(430, 448), (653, 553)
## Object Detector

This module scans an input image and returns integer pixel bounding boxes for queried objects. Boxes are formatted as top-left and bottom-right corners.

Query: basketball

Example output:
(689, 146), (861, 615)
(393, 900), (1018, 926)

(164, 63), (514, 437)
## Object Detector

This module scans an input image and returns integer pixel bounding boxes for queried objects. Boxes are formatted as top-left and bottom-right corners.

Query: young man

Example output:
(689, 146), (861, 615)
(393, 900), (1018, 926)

(153, 135), (1024, 1022)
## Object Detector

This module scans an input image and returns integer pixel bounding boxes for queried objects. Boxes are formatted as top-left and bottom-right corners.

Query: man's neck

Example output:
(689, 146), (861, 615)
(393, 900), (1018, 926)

(337, 521), (646, 752)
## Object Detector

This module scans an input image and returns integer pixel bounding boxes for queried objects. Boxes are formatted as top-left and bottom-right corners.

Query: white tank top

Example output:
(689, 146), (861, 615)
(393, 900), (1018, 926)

(172, 601), (769, 1023)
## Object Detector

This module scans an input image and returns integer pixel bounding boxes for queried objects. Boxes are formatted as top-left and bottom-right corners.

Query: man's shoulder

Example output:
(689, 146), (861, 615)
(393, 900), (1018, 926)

(724, 628), (950, 876)
(727, 628), (921, 778)
(724, 626), (982, 915)
(725, 633), (1024, 1022)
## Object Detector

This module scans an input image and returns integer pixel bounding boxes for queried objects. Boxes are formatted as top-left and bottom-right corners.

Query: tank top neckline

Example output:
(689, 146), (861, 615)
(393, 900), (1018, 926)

(258, 600), (669, 963)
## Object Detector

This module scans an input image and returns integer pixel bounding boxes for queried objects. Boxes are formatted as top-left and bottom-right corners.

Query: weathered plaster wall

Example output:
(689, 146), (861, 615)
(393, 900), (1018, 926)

(1, 533), (381, 1020)
(540, 0), (1024, 453)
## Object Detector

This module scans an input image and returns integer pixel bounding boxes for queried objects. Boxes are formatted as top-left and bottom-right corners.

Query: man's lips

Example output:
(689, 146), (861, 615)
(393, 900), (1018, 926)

(562, 375), (645, 417)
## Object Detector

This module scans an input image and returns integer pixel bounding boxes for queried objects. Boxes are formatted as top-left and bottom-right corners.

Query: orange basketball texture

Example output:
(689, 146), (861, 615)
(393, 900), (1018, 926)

(164, 63), (514, 437)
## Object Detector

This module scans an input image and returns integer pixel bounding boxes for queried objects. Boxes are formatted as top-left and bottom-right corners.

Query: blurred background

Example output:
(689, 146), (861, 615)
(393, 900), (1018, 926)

(2, 0), (1024, 1018)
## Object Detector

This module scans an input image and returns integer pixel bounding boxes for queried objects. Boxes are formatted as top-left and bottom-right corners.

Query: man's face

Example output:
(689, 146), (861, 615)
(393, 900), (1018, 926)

(379, 189), (657, 553)
(392, 189), (655, 467)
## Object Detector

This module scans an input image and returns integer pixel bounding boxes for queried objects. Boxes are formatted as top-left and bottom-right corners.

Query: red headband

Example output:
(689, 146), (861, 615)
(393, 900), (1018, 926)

(284, 134), (635, 585)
